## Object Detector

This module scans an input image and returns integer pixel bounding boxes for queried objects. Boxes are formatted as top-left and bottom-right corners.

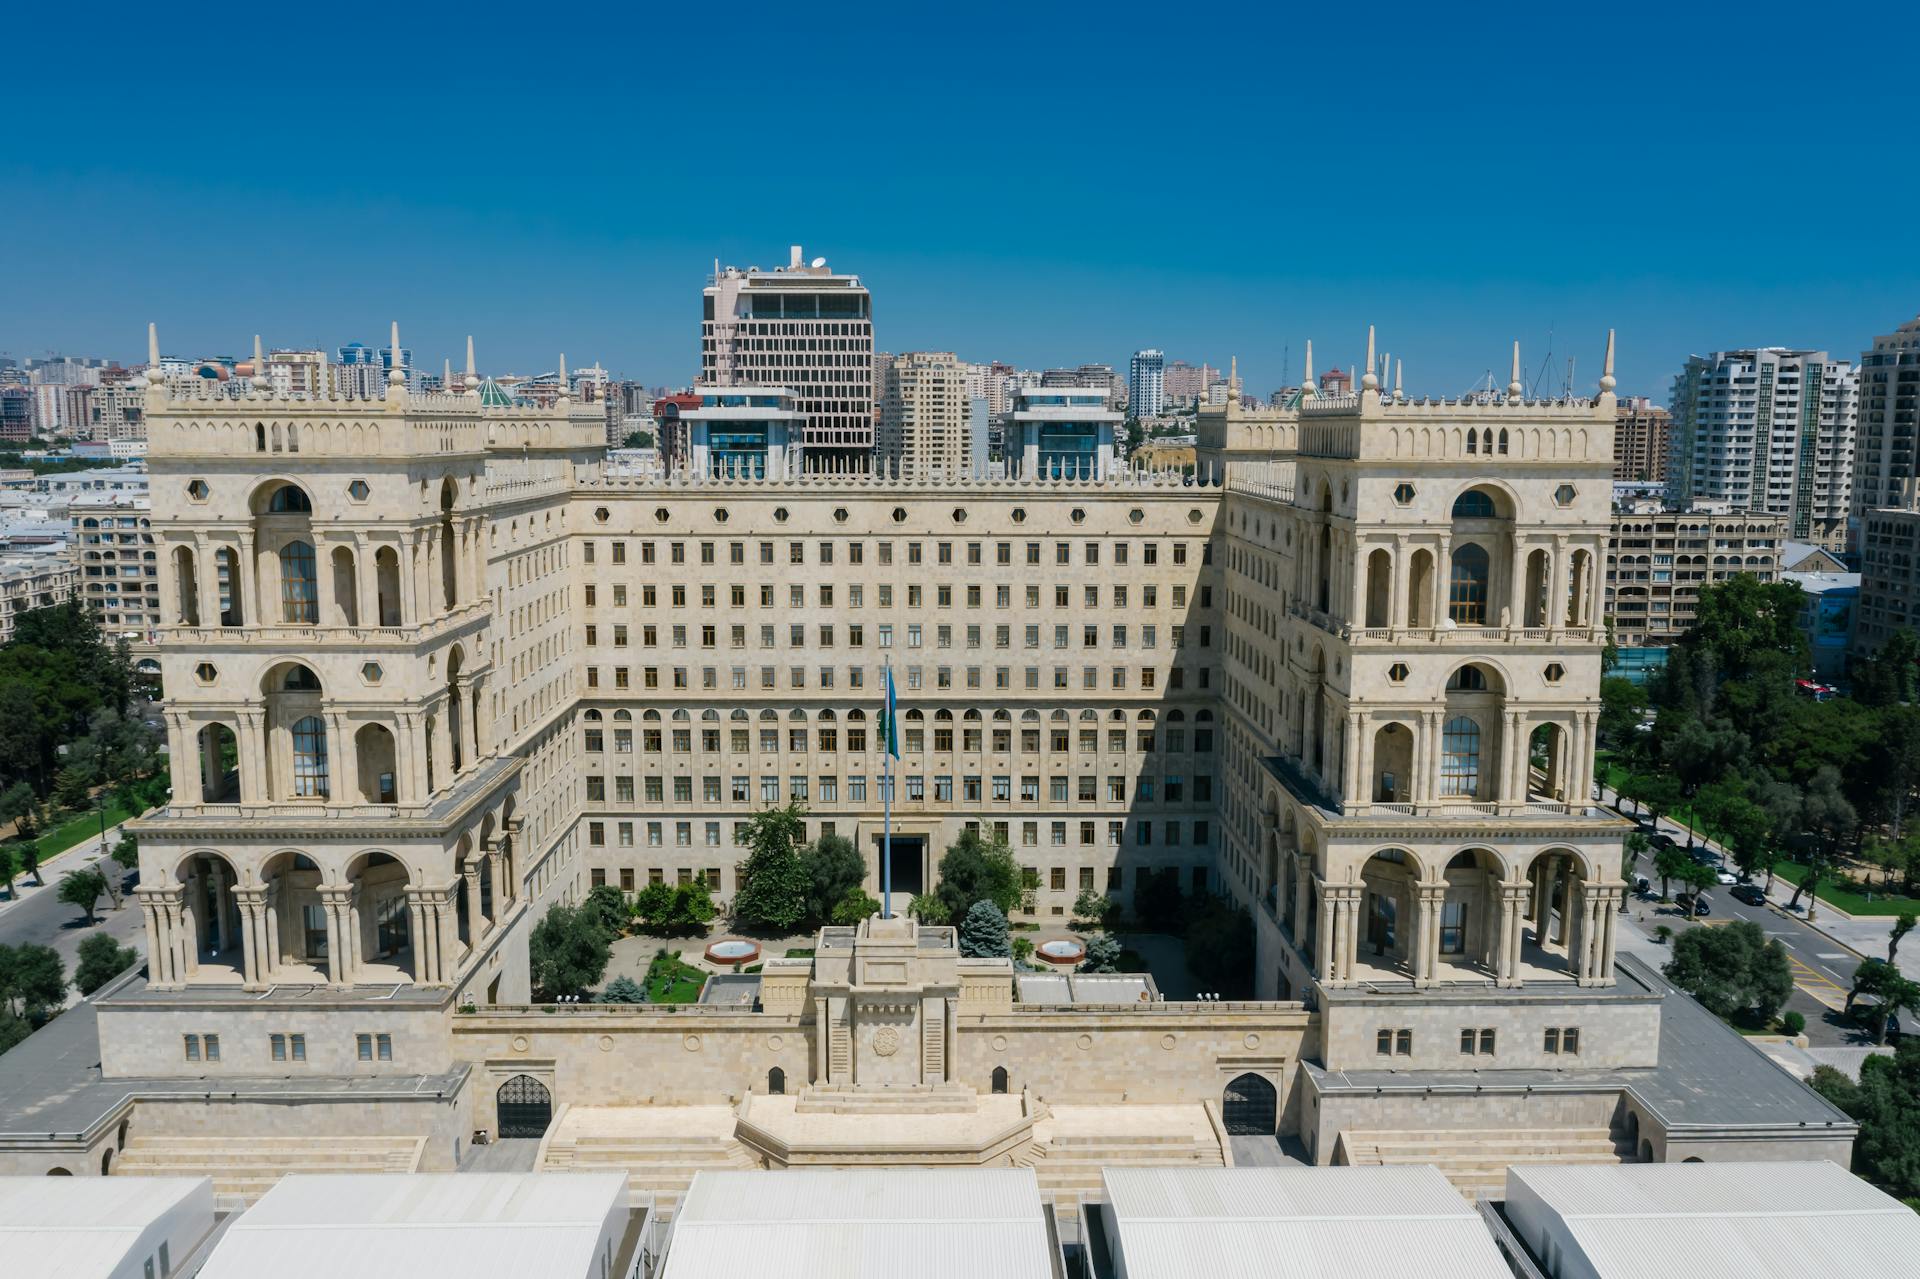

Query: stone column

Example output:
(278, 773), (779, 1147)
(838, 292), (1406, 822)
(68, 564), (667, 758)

(1291, 852), (1310, 947)
(167, 714), (202, 805)
(1389, 535), (1405, 630)
(1598, 889), (1619, 982)
(400, 533), (420, 625)
(1314, 881), (1335, 983)
(1433, 534), (1452, 624)
(1549, 534), (1568, 631)
(1499, 711), (1523, 807)
(237, 712), (267, 803)
(1497, 881), (1529, 987)
(319, 887), (348, 986)
(437, 887), (460, 984)
(1411, 886), (1438, 985)
(1341, 710), (1363, 806)
(1424, 710), (1444, 802)
(326, 712), (355, 804)
(1530, 858), (1552, 937)
(354, 534), (377, 629)
(262, 882), (281, 980)
(1340, 891), (1361, 983)
(236, 530), (259, 626)
(463, 858), (484, 942)
(484, 839), (505, 925)
(139, 887), (180, 987)
(406, 892), (432, 984)
(232, 887), (265, 989)
(432, 703), (455, 785)
(397, 712), (425, 803)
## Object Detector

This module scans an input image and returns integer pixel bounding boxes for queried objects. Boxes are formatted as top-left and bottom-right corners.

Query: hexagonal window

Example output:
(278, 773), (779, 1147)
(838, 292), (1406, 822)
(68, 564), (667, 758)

(833, 507), (849, 524)
(713, 507), (729, 523)
(1544, 663), (1565, 683)
(952, 507), (968, 523)
(347, 480), (370, 501)
(772, 507), (789, 523)
(194, 662), (217, 684)
(1011, 508), (1027, 524)
(1070, 507), (1087, 525)
(1188, 508), (1204, 524)
(1393, 482), (1415, 505)
(1388, 663), (1409, 682)
(362, 662), (384, 684)
(187, 479), (210, 501)
(890, 507), (907, 523)
(594, 506), (610, 523)
(1128, 508), (1145, 525)
(654, 506), (670, 523)
(1554, 484), (1577, 507)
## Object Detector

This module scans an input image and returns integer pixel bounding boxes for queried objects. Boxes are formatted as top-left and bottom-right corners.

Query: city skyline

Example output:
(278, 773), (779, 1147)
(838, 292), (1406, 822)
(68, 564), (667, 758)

(4, 5), (1916, 398)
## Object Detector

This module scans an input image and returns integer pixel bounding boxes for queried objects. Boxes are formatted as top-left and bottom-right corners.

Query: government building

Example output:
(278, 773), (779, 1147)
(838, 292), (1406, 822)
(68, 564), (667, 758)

(0, 328), (1853, 1220)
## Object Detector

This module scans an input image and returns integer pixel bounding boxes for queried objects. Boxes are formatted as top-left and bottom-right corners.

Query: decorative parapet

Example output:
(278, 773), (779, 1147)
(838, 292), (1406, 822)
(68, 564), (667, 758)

(957, 959), (1015, 1015)
(577, 462), (1223, 494)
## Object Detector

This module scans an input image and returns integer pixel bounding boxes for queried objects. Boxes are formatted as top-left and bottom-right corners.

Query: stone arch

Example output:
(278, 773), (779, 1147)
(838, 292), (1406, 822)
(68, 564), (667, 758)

(438, 477), (459, 612)
(330, 543), (360, 626)
(194, 722), (241, 803)
(374, 544), (402, 625)
(1364, 547), (1392, 627)
(1406, 547), (1435, 627)
(171, 543), (200, 625)
(1370, 721), (1414, 803)
(355, 723), (399, 803)
(1528, 722), (1573, 802)
(175, 849), (246, 981)
(1358, 848), (1421, 973)
(991, 1066), (1009, 1095)
(1221, 1073), (1277, 1135)
(346, 850), (418, 982)
(496, 1074), (552, 1139)
(1523, 548), (1551, 627)
(768, 1066), (786, 1095)
(259, 849), (328, 981)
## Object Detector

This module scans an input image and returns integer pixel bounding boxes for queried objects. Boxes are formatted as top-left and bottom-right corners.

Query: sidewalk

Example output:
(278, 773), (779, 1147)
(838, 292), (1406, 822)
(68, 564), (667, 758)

(0, 816), (136, 915)
(1774, 897), (1913, 977)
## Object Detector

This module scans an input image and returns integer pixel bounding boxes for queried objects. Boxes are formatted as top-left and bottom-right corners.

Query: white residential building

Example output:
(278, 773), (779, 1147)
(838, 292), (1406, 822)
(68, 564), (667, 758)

(1130, 349), (1166, 419)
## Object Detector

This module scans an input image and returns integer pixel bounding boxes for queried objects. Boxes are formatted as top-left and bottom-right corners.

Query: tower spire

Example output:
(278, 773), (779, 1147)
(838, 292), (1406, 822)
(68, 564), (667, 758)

(1508, 341), (1523, 402)
(148, 322), (159, 367)
(388, 321), (406, 387)
(1394, 358), (1403, 400)
(1361, 326), (1378, 393)
(1302, 340), (1315, 397)
(251, 334), (270, 393)
(1600, 329), (1617, 396)
(465, 334), (476, 386)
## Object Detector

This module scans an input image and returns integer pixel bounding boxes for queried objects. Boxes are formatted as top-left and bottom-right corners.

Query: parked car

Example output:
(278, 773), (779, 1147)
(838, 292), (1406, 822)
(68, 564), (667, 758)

(1730, 884), (1767, 907)
(1675, 892), (1712, 917)
(1715, 868), (1738, 885)
(1651, 832), (1678, 852)
(1635, 876), (1651, 895)
(1689, 847), (1720, 866)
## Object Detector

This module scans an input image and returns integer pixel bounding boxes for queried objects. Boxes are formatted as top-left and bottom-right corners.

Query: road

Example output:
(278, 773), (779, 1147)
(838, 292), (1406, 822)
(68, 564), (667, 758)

(0, 818), (147, 1008)
(1607, 788), (1897, 1044)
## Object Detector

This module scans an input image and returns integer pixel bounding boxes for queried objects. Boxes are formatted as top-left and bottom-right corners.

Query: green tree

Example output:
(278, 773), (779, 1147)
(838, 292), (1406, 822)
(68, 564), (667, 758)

(1653, 845), (1695, 901)
(1812, 1040), (1920, 1200)
(1597, 676), (1647, 747)
(732, 803), (811, 932)
(1663, 919), (1793, 1024)
(1082, 934), (1123, 974)
(830, 889), (881, 926)
(1677, 575), (1811, 686)
(527, 903), (612, 1000)
(1184, 895), (1256, 999)
(1864, 704), (1920, 836)
(620, 429), (654, 449)
(1891, 912), (1917, 967)
(1693, 778), (1772, 877)
(0, 1010), (28, 1054)
(0, 844), (18, 902)
(934, 828), (1023, 922)
(0, 781), (42, 849)
(803, 833), (866, 926)
(631, 882), (677, 933)
(598, 975), (645, 1003)
(57, 867), (107, 924)
(52, 764), (93, 811)
(581, 883), (630, 937)
(1869, 976), (1920, 1045)
(958, 900), (1012, 959)
(73, 932), (136, 995)
(1848, 958), (1900, 1019)
(1073, 888), (1118, 929)
(0, 942), (67, 1019)
(669, 880), (718, 931)
(1789, 767), (1858, 922)
(1854, 628), (1920, 708)
(110, 833), (139, 883)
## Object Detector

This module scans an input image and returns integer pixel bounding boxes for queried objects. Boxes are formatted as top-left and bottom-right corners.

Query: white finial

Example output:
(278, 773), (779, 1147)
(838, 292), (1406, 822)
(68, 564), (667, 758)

(443, 356), (452, 389)
(1302, 340), (1315, 396)
(388, 321), (405, 386)
(465, 334), (476, 384)
(1394, 358), (1403, 400)
(1600, 329), (1617, 395)
(140, 323), (160, 389)
(1361, 326), (1379, 392)
(250, 334), (270, 392)
(1508, 341), (1523, 401)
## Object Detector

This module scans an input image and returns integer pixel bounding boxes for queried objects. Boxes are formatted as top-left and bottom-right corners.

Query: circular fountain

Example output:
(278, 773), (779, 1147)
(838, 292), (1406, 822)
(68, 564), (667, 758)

(704, 938), (762, 967)
(1034, 938), (1086, 967)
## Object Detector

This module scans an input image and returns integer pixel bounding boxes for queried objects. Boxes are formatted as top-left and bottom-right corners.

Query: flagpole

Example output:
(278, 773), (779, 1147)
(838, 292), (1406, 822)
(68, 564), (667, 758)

(883, 658), (893, 920)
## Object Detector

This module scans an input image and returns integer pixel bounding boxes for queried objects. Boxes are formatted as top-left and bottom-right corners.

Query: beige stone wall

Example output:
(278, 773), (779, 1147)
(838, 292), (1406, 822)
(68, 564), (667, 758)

(130, 1091), (473, 1171)
(97, 998), (453, 1079)
(1303, 1081), (1623, 1165)
(1318, 993), (1661, 1072)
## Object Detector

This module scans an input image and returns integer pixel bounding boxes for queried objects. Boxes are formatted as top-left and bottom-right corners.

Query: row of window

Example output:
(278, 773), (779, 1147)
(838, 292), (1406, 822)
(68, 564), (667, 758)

(585, 663), (1205, 693)
(589, 859), (1208, 899)
(584, 726), (1215, 757)
(584, 814), (1214, 849)
(184, 1031), (394, 1062)
(586, 618), (1205, 650)
(585, 773), (1213, 805)
(586, 581), (1205, 614)
(1372, 1026), (1583, 1057)
(581, 538), (1201, 568)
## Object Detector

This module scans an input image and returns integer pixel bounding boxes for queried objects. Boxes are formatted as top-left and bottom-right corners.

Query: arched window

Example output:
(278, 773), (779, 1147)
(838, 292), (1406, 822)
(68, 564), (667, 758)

(991, 1066), (1009, 1095)
(1466, 428), (1479, 454)
(1448, 543), (1490, 624)
(267, 485), (313, 513)
(768, 1066), (786, 1095)
(280, 540), (318, 622)
(1451, 489), (1496, 519)
(291, 715), (330, 798)
(1440, 717), (1481, 797)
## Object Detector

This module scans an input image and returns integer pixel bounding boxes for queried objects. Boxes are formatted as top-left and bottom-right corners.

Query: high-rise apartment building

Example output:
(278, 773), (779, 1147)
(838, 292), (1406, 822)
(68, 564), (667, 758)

(878, 351), (973, 478)
(703, 245), (873, 470)
(265, 350), (330, 397)
(1129, 350), (1165, 420)
(1612, 397), (1669, 482)
(1604, 510), (1784, 648)
(1665, 349), (1857, 551)
(1163, 360), (1217, 408)
(86, 382), (146, 442)
(1851, 314), (1920, 514)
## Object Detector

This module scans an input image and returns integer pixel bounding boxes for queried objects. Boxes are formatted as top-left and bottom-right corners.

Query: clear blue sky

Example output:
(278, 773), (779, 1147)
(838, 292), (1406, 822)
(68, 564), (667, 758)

(5, 1), (1916, 400)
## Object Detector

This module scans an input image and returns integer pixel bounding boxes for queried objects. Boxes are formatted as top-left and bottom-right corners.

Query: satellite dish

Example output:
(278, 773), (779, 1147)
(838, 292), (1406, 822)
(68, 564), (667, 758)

(810, 257), (826, 269)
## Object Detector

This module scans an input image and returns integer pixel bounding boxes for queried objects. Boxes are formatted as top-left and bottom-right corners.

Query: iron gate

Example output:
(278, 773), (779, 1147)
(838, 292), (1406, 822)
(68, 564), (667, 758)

(1222, 1072), (1277, 1135)
(496, 1074), (553, 1138)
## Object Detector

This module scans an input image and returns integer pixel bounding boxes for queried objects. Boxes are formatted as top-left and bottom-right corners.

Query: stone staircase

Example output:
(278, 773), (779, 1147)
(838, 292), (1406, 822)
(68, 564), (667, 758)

(1014, 1129), (1224, 1212)
(1336, 1127), (1630, 1201)
(540, 1131), (761, 1213)
(113, 1134), (425, 1207)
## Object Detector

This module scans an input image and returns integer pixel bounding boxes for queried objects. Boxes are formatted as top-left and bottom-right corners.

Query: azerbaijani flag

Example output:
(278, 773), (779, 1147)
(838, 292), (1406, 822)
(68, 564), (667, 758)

(882, 667), (900, 759)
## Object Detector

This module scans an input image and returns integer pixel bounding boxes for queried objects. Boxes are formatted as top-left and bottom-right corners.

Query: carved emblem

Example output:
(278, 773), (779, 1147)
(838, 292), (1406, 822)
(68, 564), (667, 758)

(872, 1025), (901, 1057)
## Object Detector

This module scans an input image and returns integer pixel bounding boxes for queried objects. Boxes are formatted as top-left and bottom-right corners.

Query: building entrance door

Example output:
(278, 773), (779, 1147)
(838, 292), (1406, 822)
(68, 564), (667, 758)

(879, 835), (925, 899)
(496, 1075), (552, 1138)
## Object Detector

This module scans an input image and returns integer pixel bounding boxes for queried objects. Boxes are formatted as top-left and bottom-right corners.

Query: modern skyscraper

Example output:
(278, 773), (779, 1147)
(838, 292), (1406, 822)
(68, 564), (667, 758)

(877, 351), (973, 478)
(1850, 314), (1920, 514)
(1612, 397), (1670, 482)
(1129, 350), (1165, 419)
(703, 245), (874, 471)
(1666, 349), (1857, 551)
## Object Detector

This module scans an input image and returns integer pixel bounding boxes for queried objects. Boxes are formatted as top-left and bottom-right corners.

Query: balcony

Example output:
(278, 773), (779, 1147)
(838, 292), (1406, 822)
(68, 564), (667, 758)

(159, 602), (489, 651)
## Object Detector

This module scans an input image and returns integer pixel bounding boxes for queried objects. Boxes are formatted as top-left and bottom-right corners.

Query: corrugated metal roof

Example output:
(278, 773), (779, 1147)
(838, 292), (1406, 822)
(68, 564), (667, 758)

(0, 1175), (211, 1279)
(664, 1169), (1053, 1279)
(197, 1173), (628, 1279)
(1102, 1167), (1510, 1279)
(1505, 1162), (1920, 1277)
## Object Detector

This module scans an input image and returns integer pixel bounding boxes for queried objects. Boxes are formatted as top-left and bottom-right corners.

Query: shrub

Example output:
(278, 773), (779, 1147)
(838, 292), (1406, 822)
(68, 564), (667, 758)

(909, 892), (950, 924)
(598, 975), (645, 1004)
(528, 903), (613, 1000)
(1082, 934), (1123, 974)
(804, 833), (866, 925)
(934, 829), (1023, 923)
(831, 889), (882, 926)
(1781, 1010), (1806, 1037)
